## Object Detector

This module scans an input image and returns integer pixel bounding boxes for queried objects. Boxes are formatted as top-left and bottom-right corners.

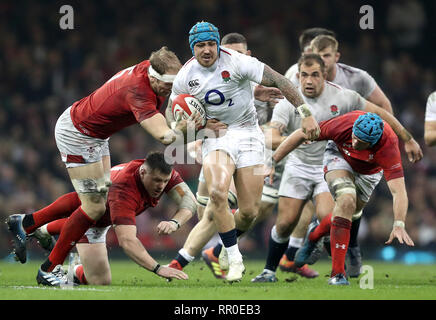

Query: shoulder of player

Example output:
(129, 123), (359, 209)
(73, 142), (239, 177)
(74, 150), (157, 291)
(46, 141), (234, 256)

(336, 62), (368, 75)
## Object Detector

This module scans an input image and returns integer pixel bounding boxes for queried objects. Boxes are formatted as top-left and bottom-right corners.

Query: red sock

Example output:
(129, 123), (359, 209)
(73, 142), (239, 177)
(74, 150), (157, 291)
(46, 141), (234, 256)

(46, 218), (68, 235)
(24, 192), (81, 234)
(45, 207), (95, 272)
(330, 216), (351, 277)
(75, 265), (88, 285)
(309, 213), (332, 242)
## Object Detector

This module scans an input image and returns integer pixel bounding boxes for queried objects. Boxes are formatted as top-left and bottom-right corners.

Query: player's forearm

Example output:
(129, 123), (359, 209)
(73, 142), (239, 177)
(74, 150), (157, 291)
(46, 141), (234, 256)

(170, 208), (194, 229)
(388, 178), (408, 223)
(272, 129), (306, 163)
(366, 103), (412, 142)
(120, 236), (158, 271)
(261, 65), (305, 107)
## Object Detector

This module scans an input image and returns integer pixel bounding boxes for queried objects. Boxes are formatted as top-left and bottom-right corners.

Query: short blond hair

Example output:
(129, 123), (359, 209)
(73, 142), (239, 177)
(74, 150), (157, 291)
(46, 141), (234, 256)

(149, 46), (182, 74)
(310, 35), (338, 52)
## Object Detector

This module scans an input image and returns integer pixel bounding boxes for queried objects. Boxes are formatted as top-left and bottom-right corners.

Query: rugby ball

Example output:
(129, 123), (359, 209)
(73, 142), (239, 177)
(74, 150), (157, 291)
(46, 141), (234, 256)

(172, 94), (206, 128)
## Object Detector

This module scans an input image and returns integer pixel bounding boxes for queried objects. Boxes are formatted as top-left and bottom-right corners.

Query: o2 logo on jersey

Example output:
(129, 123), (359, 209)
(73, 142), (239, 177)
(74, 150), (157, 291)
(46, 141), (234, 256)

(205, 89), (234, 107)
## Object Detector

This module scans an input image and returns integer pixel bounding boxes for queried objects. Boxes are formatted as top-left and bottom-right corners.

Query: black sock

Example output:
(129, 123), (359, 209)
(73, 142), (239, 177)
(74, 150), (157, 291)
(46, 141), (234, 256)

(285, 246), (299, 261)
(41, 258), (53, 272)
(175, 253), (190, 268)
(236, 229), (244, 238)
(219, 229), (237, 248)
(265, 233), (289, 271)
(22, 214), (35, 230)
(349, 217), (361, 248)
(212, 243), (222, 258)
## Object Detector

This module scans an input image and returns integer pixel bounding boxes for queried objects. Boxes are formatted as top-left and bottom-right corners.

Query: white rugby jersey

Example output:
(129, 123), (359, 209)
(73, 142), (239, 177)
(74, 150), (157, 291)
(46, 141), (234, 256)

(171, 47), (265, 127)
(284, 62), (376, 98)
(425, 91), (436, 121)
(272, 81), (366, 165)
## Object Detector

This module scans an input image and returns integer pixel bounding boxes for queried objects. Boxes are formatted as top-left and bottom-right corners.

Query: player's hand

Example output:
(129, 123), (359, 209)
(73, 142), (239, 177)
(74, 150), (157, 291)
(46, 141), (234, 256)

(254, 85), (284, 106)
(205, 118), (227, 137)
(404, 138), (423, 163)
(156, 221), (178, 235)
(301, 115), (320, 140)
(262, 164), (275, 184)
(157, 265), (189, 280)
(385, 226), (415, 246)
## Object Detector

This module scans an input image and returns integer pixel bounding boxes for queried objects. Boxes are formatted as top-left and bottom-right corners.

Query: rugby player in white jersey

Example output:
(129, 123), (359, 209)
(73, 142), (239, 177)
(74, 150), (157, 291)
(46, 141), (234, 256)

(280, 33), (395, 277)
(251, 53), (422, 282)
(263, 28), (336, 277)
(169, 21), (319, 282)
(167, 32), (283, 279)
(425, 91), (436, 147)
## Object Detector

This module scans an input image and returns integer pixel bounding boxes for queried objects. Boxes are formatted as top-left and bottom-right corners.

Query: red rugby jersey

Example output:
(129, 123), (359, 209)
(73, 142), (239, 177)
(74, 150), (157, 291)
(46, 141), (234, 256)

(95, 159), (183, 227)
(318, 110), (404, 181)
(70, 60), (166, 139)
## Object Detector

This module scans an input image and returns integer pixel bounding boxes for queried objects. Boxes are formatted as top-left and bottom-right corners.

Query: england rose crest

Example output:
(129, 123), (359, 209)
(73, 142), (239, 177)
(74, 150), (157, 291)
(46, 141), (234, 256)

(330, 105), (339, 115)
(221, 70), (231, 82)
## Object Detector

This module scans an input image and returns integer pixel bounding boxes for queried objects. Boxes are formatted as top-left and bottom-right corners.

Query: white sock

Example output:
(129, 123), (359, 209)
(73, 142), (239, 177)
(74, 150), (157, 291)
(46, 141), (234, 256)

(179, 248), (195, 262)
(39, 224), (50, 236)
(225, 244), (242, 263)
(288, 236), (304, 248)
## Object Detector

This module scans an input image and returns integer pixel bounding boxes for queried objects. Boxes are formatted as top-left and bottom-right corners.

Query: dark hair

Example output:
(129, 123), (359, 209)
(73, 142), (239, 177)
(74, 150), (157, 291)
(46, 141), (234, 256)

(298, 28), (336, 52)
(297, 53), (326, 74)
(149, 46), (182, 74)
(144, 151), (173, 175)
(221, 32), (247, 46)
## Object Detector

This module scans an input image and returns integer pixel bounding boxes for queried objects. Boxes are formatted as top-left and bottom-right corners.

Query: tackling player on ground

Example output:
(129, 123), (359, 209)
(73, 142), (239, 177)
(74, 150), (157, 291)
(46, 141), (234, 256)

(7, 152), (195, 285)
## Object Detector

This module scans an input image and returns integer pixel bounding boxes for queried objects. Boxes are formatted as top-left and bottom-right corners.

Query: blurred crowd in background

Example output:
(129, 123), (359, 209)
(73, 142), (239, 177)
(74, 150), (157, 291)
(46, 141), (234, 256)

(1, 0), (435, 259)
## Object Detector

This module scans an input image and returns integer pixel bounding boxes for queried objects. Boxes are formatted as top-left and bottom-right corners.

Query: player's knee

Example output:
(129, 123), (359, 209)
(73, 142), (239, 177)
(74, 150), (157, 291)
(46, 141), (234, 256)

(336, 194), (356, 215)
(275, 220), (293, 238)
(209, 188), (228, 208)
(238, 205), (258, 221)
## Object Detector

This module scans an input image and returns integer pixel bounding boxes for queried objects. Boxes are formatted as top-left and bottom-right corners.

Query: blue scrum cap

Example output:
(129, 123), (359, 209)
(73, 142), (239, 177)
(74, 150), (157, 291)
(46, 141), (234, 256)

(189, 21), (220, 55)
(352, 112), (384, 147)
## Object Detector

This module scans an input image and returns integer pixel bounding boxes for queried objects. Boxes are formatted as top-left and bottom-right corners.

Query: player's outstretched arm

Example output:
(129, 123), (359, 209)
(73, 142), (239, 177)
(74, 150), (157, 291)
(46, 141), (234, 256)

(263, 121), (286, 150)
(260, 65), (320, 140)
(156, 182), (197, 235)
(272, 128), (308, 163)
(364, 101), (423, 163)
(114, 224), (188, 280)
(141, 112), (202, 145)
(385, 177), (415, 247)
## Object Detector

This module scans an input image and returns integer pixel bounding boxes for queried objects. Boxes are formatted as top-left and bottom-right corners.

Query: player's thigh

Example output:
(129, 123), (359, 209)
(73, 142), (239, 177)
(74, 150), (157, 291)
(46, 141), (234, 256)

(203, 150), (235, 199)
(233, 164), (264, 212)
(76, 242), (111, 285)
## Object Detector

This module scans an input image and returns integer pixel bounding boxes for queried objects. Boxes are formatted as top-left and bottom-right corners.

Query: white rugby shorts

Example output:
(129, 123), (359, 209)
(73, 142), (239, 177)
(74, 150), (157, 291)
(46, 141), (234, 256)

(78, 226), (111, 244)
(201, 124), (265, 169)
(278, 161), (329, 200)
(323, 141), (383, 203)
(55, 107), (110, 168)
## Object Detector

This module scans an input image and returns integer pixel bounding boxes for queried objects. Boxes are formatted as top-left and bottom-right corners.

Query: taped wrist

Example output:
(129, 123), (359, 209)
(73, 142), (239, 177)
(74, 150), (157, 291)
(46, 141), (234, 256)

(297, 103), (312, 118)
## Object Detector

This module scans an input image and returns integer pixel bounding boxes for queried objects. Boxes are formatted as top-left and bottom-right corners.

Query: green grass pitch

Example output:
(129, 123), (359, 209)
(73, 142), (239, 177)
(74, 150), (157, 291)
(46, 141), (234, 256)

(1, 259), (436, 300)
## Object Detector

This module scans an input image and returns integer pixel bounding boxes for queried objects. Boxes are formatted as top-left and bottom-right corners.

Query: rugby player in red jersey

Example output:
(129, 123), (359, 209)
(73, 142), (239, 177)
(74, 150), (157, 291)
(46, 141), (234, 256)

(8, 152), (196, 285)
(271, 111), (421, 285)
(6, 47), (202, 284)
